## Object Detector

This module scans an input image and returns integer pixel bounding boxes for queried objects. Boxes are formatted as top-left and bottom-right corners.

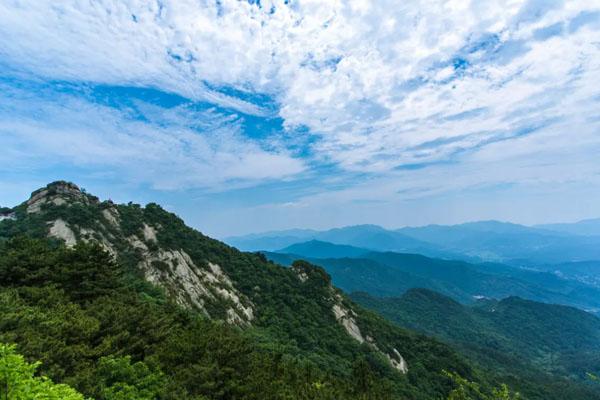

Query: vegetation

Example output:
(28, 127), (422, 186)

(0, 343), (85, 400)
(266, 247), (600, 311)
(2, 181), (596, 399)
(0, 235), (477, 399)
(144, 202), (490, 394)
(352, 289), (600, 399)
(445, 372), (520, 400)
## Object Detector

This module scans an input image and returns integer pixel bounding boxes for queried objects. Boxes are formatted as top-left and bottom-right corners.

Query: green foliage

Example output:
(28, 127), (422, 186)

(0, 237), (123, 302)
(95, 356), (168, 400)
(115, 202), (145, 238)
(445, 371), (520, 400)
(271, 247), (600, 312)
(131, 202), (476, 398)
(0, 184), (537, 399)
(353, 289), (600, 399)
(0, 343), (85, 400)
(0, 237), (423, 399)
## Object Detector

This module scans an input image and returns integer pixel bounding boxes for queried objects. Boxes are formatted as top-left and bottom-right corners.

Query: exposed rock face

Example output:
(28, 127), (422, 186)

(294, 270), (309, 282)
(0, 212), (16, 222)
(332, 303), (365, 343)
(332, 293), (408, 374)
(387, 349), (409, 374)
(102, 208), (120, 228)
(142, 223), (157, 242)
(291, 263), (310, 282)
(80, 227), (117, 257)
(134, 245), (254, 324)
(208, 262), (254, 322)
(48, 219), (77, 247)
(25, 181), (254, 326)
(120, 220), (254, 324)
(27, 181), (93, 214)
(140, 248), (213, 312)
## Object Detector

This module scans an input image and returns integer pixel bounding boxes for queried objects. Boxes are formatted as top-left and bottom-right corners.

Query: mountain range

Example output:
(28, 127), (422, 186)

(226, 220), (600, 265)
(536, 218), (600, 236)
(264, 240), (600, 314)
(266, 237), (600, 395)
(0, 181), (488, 399)
(1, 181), (599, 399)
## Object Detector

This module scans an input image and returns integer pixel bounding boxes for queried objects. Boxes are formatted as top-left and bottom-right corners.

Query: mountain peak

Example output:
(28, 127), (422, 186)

(32, 180), (82, 196)
(278, 239), (369, 259)
(26, 181), (98, 213)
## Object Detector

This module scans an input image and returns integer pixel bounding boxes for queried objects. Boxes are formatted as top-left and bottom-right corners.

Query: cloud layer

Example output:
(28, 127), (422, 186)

(0, 80), (304, 190)
(1, 0), (600, 234)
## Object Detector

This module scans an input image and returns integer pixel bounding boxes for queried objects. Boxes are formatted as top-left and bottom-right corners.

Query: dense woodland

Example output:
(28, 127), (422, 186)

(0, 237), (397, 399)
(0, 180), (468, 399)
(352, 289), (600, 399)
(0, 236), (523, 399)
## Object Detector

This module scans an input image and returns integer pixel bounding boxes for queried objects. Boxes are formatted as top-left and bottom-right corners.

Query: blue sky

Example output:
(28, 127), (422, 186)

(1, 0), (600, 237)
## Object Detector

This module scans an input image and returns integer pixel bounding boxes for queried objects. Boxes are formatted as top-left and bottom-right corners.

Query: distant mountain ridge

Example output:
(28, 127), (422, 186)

(536, 218), (600, 236)
(278, 240), (369, 259)
(228, 220), (600, 265)
(228, 224), (463, 259)
(265, 244), (600, 313)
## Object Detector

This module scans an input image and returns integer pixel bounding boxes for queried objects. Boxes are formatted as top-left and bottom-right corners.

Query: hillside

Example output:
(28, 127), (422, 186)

(278, 240), (369, 259)
(0, 181), (485, 399)
(532, 260), (600, 289)
(265, 245), (600, 312)
(264, 251), (441, 297)
(352, 289), (600, 399)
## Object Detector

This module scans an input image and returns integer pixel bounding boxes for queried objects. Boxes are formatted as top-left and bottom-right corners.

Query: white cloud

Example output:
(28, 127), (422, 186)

(0, 83), (304, 190)
(1, 0), (599, 198)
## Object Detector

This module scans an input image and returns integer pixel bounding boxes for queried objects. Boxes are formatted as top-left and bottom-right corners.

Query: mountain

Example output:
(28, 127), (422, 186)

(537, 218), (600, 236)
(3, 182), (599, 399)
(314, 224), (436, 253)
(352, 289), (600, 389)
(534, 260), (600, 289)
(266, 247), (600, 313)
(226, 233), (316, 252)
(0, 181), (490, 400)
(277, 240), (369, 259)
(227, 224), (451, 257)
(229, 221), (600, 265)
(264, 252), (434, 297)
(367, 252), (600, 312)
(397, 221), (600, 264)
(225, 228), (318, 251)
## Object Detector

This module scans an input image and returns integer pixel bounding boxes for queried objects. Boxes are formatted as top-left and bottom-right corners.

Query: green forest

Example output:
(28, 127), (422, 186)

(0, 237), (397, 399)
(0, 235), (516, 399)
(352, 289), (600, 399)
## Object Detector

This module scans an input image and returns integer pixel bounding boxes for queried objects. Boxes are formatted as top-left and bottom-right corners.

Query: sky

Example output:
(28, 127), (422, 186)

(1, 0), (600, 238)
